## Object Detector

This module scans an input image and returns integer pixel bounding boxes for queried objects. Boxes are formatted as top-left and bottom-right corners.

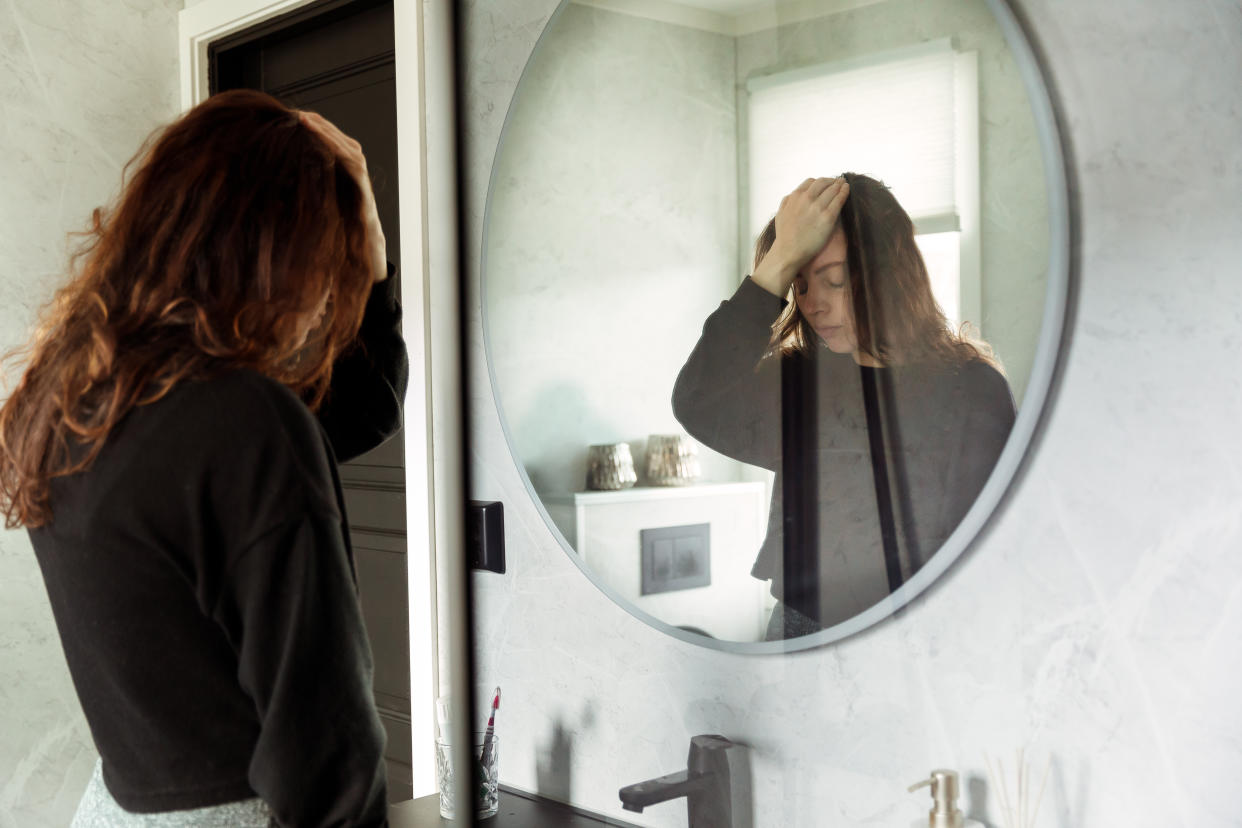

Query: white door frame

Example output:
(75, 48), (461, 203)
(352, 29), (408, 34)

(177, 0), (463, 799)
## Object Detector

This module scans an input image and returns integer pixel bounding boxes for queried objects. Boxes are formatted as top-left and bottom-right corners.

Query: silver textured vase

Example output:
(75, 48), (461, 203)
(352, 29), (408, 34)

(586, 442), (638, 490)
(644, 434), (701, 486)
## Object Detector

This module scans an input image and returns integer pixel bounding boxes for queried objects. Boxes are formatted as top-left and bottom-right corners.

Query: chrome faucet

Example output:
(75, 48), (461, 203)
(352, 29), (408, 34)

(619, 734), (733, 828)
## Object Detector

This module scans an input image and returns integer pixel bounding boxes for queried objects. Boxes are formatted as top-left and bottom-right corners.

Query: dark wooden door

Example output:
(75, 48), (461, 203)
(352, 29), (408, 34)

(211, 0), (412, 800)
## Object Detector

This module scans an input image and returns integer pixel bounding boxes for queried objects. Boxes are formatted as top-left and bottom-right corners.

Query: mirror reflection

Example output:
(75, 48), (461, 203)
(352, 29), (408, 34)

(484, 0), (1053, 644)
(673, 172), (1016, 639)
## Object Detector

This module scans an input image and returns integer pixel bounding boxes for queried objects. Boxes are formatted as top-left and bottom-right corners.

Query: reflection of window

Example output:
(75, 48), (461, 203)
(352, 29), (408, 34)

(746, 41), (979, 332)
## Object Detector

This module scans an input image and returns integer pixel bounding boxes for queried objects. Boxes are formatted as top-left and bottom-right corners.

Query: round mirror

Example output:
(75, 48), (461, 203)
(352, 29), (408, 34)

(482, 0), (1072, 652)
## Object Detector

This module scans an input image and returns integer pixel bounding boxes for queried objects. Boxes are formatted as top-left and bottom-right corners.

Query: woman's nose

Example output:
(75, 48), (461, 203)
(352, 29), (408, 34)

(803, 281), (834, 314)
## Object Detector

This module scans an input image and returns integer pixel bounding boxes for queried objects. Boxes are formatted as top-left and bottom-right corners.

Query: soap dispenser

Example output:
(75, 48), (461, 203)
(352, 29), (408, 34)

(908, 769), (984, 828)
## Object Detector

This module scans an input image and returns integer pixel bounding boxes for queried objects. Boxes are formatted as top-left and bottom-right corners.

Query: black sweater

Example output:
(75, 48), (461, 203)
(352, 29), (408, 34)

(28, 275), (407, 825)
(673, 277), (1015, 628)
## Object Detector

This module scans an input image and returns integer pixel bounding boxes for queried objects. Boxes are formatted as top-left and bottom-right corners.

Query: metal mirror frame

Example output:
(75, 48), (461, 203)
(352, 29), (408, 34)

(479, 0), (1078, 654)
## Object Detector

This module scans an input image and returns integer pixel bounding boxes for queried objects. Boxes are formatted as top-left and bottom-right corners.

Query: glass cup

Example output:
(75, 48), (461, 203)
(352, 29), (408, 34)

(435, 732), (500, 820)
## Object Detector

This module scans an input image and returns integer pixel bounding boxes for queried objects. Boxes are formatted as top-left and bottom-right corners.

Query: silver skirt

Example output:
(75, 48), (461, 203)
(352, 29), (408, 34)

(72, 760), (273, 828)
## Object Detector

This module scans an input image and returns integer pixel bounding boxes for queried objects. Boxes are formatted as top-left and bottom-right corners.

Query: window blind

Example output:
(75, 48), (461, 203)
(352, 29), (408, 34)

(746, 44), (960, 242)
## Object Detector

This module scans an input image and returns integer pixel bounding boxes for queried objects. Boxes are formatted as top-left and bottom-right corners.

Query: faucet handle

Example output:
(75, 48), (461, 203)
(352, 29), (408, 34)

(687, 735), (734, 776)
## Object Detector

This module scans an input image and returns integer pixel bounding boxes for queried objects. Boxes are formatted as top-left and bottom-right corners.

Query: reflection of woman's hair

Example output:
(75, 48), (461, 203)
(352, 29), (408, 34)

(0, 89), (374, 528)
(760, 173), (998, 368)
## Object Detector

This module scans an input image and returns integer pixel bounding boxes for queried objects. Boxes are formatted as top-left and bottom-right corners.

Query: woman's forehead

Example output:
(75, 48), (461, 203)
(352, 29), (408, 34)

(814, 228), (847, 261)
(803, 235), (848, 277)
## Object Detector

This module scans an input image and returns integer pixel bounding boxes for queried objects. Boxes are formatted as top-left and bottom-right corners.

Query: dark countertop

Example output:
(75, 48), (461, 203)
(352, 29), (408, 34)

(388, 787), (644, 827)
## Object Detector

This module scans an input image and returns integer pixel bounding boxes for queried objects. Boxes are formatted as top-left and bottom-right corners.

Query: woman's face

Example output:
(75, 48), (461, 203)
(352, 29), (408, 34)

(793, 228), (857, 355)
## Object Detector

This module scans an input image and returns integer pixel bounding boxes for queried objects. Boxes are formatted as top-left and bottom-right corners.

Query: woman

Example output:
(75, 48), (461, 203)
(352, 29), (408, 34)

(673, 174), (1015, 641)
(0, 90), (406, 825)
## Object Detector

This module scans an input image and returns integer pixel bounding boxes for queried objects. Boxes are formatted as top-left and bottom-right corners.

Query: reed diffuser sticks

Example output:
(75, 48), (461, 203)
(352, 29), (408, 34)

(985, 750), (1050, 828)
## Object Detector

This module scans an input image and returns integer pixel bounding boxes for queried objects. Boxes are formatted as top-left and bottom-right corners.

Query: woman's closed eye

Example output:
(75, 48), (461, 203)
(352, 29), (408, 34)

(797, 274), (847, 294)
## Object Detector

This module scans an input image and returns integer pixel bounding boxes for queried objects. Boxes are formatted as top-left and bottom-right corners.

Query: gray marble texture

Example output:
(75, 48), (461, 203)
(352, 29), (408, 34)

(0, 0), (182, 825)
(463, 0), (1242, 826)
(484, 3), (742, 499)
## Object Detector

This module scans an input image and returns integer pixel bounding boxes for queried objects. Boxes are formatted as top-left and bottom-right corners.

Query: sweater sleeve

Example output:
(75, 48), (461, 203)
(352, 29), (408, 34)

(319, 263), (410, 463)
(934, 362), (1017, 539)
(213, 511), (389, 827)
(207, 377), (389, 826)
(671, 276), (786, 470)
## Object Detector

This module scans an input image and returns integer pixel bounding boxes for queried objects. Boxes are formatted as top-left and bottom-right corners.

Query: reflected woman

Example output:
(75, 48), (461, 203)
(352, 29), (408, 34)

(0, 91), (405, 825)
(673, 174), (1015, 641)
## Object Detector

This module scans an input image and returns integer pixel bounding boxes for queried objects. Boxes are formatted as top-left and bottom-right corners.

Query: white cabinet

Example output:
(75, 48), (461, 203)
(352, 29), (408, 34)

(547, 482), (772, 642)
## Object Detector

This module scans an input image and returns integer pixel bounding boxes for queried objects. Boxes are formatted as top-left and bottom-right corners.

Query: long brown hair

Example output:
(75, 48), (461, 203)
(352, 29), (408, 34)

(0, 89), (375, 528)
(762, 173), (998, 368)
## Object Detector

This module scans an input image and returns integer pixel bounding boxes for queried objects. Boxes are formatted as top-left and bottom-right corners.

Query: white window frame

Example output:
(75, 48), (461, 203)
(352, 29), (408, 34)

(745, 40), (981, 333)
(178, 0), (465, 801)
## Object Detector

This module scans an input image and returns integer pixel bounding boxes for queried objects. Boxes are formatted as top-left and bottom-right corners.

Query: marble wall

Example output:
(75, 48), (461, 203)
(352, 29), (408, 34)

(0, 0), (182, 824)
(484, 3), (739, 500)
(464, 1), (1242, 827)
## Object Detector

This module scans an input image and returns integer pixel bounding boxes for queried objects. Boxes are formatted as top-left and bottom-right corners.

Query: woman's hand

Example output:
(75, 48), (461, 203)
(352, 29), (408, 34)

(752, 177), (849, 298)
(298, 111), (388, 284)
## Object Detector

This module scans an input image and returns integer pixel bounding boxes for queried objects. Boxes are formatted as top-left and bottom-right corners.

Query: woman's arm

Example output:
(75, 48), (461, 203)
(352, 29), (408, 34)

(216, 511), (389, 827)
(933, 362), (1017, 538)
(317, 264), (409, 463)
(210, 377), (389, 826)
(673, 177), (852, 468)
(298, 112), (407, 464)
(672, 277), (785, 469)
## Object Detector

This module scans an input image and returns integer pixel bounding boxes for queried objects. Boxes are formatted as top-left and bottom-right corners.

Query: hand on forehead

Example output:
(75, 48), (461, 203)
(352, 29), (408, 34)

(803, 228), (848, 276)
(298, 110), (367, 175)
